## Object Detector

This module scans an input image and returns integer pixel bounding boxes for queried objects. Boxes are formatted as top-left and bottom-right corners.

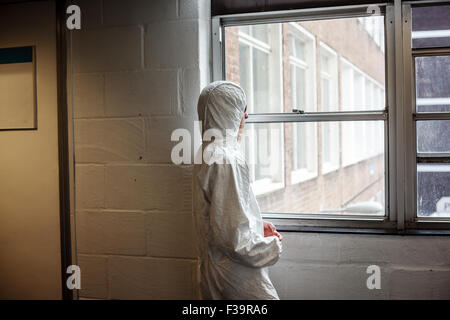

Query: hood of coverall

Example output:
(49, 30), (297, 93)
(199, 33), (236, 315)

(197, 81), (247, 145)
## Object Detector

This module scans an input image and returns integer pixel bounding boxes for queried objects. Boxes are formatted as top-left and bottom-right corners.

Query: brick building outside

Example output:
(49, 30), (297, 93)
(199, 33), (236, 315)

(225, 16), (387, 215)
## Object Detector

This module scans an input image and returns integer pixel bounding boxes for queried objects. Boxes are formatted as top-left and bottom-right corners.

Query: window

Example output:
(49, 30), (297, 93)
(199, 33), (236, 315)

(223, 13), (387, 218)
(215, 2), (450, 231)
(341, 58), (385, 167)
(227, 24), (284, 195)
(410, 4), (450, 222)
(320, 43), (339, 174)
(289, 23), (317, 184)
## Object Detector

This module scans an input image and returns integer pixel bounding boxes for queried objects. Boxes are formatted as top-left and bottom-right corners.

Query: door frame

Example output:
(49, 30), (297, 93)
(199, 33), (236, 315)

(55, 0), (72, 300)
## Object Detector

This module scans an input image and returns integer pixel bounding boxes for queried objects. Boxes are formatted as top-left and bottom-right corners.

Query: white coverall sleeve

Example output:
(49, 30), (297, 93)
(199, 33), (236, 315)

(206, 162), (282, 268)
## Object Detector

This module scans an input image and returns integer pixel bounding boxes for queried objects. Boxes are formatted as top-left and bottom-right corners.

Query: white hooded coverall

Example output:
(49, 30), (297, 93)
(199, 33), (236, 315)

(194, 81), (282, 300)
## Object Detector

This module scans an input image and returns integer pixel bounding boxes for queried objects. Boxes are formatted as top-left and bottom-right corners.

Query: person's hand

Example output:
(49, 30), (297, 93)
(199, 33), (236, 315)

(263, 221), (283, 241)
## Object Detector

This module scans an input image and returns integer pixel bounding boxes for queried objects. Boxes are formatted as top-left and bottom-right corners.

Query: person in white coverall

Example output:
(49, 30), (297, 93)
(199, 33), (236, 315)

(194, 81), (283, 300)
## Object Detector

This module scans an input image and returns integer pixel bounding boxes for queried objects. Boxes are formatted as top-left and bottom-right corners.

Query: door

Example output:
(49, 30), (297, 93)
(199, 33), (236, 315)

(0, 0), (62, 299)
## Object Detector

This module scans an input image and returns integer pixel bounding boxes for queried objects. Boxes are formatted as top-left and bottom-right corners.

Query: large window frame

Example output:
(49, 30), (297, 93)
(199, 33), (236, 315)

(212, 0), (450, 233)
(402, 1), (450, 231)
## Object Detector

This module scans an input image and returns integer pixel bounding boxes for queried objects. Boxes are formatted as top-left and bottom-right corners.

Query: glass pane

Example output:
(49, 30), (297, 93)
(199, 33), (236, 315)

(417, 164), (450, 217)
(292, 122), (317, 173)
(240, 123), (284, 195)
(353, 71), (364, 109)
(252, 24), (269, 43)
(412, 5), (450, 49)
(225, 23), (283, 113)
(417, 120), (450, 153)
(365, 79), (373, 110)
(341, 58), (385, 111)
(322, 121), (339, 171)
(321, 78), (329, 111)
(238, 43), (250, 102)
(291, 65), (306, 111)
(320, 46), (338, 112)
(225, 15), (385, 113)
(290, 37), (305, 60)
(238, 25), (250, 35)
(253, 49), (270, 112)
(415, 55), (450, 113)
(321, 54), (329, 73)
(240, 121), (385, 215)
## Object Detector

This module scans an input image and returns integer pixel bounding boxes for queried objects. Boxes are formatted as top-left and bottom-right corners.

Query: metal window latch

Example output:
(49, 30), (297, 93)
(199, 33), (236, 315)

(292, 108), (305, 114)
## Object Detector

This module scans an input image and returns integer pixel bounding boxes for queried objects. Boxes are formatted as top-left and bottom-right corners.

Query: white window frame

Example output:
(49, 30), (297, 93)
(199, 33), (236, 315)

(237, 24), (285, 196)
(213, 0), (450, 233)
(288, 23), (318, 184)
(320, 42), (339, 175)
(340, 57), (385, 167)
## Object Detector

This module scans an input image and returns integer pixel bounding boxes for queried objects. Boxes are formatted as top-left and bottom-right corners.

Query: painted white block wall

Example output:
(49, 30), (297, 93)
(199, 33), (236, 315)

(71, 0), (210, 299)
(269, 232), (450, 299)
(71, 0), (450, 300)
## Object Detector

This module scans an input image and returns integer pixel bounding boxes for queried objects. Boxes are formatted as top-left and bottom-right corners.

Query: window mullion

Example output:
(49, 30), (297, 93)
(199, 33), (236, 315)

(414, 112), (450, 121)
(246, 111), (387, 123)
(402, 3), (417, 227)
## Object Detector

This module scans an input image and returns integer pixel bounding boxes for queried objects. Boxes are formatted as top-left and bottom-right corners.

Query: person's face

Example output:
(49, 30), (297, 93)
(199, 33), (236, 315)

(238, 106), (248, 142)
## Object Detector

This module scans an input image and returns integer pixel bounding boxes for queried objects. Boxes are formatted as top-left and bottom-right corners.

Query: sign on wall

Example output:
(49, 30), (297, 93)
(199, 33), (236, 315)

(0, 46), (36, 130)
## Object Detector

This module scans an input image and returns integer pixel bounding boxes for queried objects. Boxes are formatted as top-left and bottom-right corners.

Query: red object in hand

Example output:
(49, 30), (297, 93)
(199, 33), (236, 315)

(263, 221), (283, 241)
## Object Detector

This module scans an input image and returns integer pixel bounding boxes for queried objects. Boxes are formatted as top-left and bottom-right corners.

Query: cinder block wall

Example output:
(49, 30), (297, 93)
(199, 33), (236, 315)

(270, 232), (450, 299)
(70, 0), (209, 299)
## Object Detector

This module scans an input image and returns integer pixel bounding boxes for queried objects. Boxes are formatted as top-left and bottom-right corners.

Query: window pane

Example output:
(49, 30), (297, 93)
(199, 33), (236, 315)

(415, 55), (450, 113)
(292, 122), (317, 175)
(252, 24), (269, 43)
(322, 78), (329, 111)
(240, 123), (284, 196)
(225, 16), (385, 113)
(341, 58), (384, 111)
(322, 121), (339, 172)
(417, 120), (450, 153)
(225, 24), (283, 113)
(238, 43), (250, 103)
(290, 37), (305, 60)
(417, 164), (450, 217)
(253, 49), (270, 112)
(238, 25), (250, 35)
(240, 121), (385, 215)
(291, 65), (306, 111)
(412, 5), (450, 49)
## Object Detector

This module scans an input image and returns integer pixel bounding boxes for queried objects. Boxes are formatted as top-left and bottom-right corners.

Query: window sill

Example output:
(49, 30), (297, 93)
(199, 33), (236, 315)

(261, 214), (450, 235)
(290, 169), (318, 185)
(252, 179), (284, 196)
(342, 158), (363, 168)
(322, 163), (339, 175)
(269, 225), (450, 236)
(342, 153), (384, 169)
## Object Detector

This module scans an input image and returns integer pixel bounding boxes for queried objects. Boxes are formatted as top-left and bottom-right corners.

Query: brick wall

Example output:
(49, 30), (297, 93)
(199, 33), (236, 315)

(70, 0), (209, 299)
